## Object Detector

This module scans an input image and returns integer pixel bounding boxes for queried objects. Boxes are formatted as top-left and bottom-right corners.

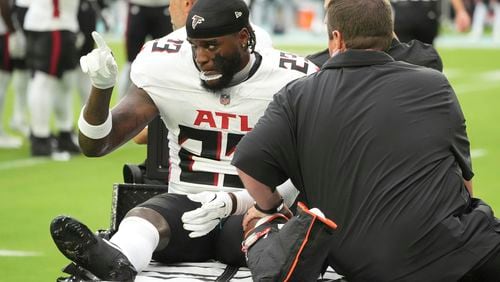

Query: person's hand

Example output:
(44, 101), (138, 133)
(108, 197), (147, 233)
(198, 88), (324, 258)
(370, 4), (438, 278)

(455, 10), (471, 33)
(80, 31), (117, 89)
(242, 204), (292, 234)
(8, 31), (26, 59)
(242, 205), (269, 235)
(181, 191), (233, 238)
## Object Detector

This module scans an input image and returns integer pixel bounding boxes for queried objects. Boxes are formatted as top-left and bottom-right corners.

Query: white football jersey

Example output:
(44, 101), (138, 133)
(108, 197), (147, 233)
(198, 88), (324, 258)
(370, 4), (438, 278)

(130, 0), (169, 7)
(24, 0), (79, 32)
(131, 33), (318, 195)
(16, 0), (32, 8)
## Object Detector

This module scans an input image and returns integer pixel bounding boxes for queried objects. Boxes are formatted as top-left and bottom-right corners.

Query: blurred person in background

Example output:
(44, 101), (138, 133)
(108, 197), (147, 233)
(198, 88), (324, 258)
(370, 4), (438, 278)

(116, 0), (173, 100)
(391, 0), (471, 44)
(8, 0), (30, 137)
(76, 0), (100, 107)
(24, 0), (81, 156)
(249, 0), (296, 34)
(470, 0), (500, 42)
(76, 0), (112, 107)
(0, 0), (23, 148)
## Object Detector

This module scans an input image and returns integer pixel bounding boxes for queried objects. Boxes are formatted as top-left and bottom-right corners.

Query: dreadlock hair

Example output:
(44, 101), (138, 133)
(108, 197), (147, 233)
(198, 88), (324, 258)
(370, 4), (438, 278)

(246, 23), (257, 53)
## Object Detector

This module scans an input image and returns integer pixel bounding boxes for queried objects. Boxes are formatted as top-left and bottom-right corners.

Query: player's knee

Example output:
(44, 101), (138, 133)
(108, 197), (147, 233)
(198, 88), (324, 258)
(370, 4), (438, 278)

(125, 207), (171, 250)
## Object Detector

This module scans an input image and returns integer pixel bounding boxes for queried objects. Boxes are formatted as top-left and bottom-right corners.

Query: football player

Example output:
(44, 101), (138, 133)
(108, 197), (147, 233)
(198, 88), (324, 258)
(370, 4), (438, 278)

(24, 0), (81, 156)
(50, 0), (318, 280)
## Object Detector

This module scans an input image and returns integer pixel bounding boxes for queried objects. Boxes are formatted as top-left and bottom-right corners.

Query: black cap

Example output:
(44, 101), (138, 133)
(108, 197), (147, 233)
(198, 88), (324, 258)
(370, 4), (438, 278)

(186, 0), (250, 39)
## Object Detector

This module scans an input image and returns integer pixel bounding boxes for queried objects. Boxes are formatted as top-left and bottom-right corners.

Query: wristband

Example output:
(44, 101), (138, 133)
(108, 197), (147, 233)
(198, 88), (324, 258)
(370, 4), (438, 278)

(254, 197), (284, 214)
(78, 105), (112, 139)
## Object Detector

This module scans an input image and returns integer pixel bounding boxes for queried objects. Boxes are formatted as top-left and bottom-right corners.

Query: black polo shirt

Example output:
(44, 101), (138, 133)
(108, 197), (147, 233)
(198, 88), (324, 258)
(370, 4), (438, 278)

(233, 50), (500, 280)
(306, 38), (443, 72)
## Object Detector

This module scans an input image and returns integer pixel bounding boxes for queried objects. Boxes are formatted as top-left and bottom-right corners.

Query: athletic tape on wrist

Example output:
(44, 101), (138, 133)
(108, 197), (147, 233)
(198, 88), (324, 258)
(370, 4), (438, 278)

(78, 105), (112, 139)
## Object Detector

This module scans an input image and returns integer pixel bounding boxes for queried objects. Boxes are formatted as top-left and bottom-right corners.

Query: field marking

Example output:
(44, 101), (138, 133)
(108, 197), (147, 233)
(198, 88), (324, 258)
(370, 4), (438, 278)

(454, 83), (498, 95)
(479, 70), (500, 81)
(0, 158), (49, 171)
(471, 149), (487, 159)
(0, 249), (42, 257)
(0, 143), (140, 171)
(445, 68), (500, 96)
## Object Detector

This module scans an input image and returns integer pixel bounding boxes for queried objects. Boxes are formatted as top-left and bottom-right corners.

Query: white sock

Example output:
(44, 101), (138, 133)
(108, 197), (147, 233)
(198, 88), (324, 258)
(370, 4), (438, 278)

(117, 62), (131, 100)
(53, 71), (75, 132)
(0, 71), (12, 133)
(28, 72), (57, 137)
(471, 2), (487, 37)
(109, 216), (160, 273)
(11, 70), (29, 125)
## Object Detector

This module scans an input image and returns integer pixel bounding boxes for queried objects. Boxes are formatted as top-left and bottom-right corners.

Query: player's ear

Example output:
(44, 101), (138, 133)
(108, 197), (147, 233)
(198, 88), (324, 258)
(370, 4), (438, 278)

(238, 28), (250, 49)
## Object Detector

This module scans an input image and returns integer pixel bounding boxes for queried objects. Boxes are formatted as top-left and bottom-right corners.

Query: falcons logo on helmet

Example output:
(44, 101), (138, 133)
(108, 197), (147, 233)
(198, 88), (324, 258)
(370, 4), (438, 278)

(192, 15), (205, 30)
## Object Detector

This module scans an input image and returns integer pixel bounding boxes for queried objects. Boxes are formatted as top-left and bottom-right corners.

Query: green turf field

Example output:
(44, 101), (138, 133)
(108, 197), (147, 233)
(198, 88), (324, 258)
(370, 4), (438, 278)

(0, 42), (499, 281)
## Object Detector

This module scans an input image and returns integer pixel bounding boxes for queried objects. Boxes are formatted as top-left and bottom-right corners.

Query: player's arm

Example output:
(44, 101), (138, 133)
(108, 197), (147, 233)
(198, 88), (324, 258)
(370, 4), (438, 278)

(451, 0), (471, 32)
(78, 32), (159, 156)
(79, 84), (158, 156)
(237, 168), (285, 230)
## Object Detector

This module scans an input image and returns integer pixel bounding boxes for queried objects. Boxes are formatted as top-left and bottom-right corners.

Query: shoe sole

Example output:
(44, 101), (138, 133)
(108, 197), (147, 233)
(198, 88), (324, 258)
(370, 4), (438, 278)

(50, 216), (97, 268)
(50, 216), (137, 281)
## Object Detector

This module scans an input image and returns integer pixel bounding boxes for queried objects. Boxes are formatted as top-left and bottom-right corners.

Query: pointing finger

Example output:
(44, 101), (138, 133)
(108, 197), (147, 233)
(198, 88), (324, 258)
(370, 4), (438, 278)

(91, 31), (110, 51)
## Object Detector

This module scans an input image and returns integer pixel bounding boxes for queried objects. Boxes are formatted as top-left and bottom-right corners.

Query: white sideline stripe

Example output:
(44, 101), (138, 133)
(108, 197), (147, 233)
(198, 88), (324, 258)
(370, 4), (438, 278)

(0, 249), (42, 257)
(471, 149), (487, 159)
(454, 83), (498, 95)
(0, 143), (139, 171)
(0, 158), (49, 171)
(480, 70), (500, 81)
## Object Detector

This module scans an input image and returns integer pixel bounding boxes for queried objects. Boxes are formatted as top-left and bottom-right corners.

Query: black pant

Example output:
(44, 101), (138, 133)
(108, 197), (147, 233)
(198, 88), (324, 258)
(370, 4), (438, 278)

(460, 243), (500, 281)
(392, 1), (440, 44)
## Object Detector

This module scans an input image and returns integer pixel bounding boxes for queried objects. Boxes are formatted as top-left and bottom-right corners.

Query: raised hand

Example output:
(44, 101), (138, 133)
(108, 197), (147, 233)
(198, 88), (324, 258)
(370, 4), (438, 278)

(80, 31), (118, 89)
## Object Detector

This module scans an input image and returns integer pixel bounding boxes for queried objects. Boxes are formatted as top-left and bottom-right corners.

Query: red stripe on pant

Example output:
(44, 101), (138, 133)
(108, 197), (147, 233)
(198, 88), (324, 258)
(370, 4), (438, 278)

(3, 33), (11, 70)
(53, 0), (60, 18)
(50, 31), (61, 76)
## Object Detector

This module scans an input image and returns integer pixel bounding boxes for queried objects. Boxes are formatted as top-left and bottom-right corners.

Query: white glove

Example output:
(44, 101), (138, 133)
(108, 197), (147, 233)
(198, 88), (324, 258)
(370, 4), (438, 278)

(8, 31), (26, 59)
(80, 31), (117, 89)
(182, 191), (233, 238)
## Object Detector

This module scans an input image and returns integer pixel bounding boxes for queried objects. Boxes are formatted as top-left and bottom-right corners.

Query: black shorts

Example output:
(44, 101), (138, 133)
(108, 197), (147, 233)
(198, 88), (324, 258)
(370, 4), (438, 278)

(392, 1), (440, 44)
(12, 5), (28, 70)
(138, 193), (246, 267)
(125, 4), (172, 62)
(25, 30), (78, 78)
(78, 0), (98, 56)
(0, 34), (12, 72)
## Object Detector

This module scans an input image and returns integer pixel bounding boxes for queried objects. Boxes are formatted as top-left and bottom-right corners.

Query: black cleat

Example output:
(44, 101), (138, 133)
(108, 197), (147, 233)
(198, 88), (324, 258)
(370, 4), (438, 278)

(56, 131), (80, 154)
(30, 135), (53, 156)
(50, 216), (137, 281)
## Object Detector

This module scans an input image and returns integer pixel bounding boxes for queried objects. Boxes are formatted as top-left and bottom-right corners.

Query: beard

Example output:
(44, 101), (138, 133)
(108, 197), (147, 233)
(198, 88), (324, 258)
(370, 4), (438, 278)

(200, 52), (242, 93)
